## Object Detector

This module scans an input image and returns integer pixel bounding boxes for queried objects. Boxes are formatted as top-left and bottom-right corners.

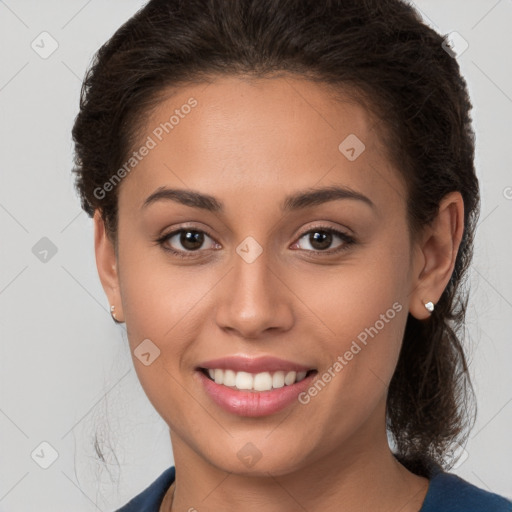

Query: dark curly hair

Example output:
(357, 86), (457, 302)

(71, 0), (479, 478)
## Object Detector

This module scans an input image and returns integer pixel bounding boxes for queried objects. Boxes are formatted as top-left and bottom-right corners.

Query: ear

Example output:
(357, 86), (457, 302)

(94, 210), (124, 322)
(409, 191), (465, 320)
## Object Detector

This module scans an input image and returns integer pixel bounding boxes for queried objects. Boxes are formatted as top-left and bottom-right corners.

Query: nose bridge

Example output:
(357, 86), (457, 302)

(215, 236), (293, 337)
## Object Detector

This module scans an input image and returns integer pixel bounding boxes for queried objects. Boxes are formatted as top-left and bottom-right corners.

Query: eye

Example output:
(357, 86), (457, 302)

(292, 226), (355, 255)
(155, 228), (219, 258)
(155, 225), (356, 259)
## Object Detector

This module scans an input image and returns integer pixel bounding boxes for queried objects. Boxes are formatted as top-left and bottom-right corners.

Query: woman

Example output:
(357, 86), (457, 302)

(71, 0), (512, 510)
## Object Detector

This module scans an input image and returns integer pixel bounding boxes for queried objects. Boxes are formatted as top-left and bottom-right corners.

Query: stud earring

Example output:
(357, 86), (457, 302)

(110, 304), (122, 324)
(424, 301), (434, 313)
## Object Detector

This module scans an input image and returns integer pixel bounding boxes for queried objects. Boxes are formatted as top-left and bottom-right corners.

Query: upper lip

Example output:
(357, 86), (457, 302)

(197, 355), (314, 373)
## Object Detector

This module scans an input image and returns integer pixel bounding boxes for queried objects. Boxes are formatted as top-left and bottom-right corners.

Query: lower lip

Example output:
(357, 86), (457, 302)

(196, 370), (317, 417)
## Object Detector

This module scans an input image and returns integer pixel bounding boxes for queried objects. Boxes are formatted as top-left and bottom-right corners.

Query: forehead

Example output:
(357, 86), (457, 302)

(119, 74), (406, 215)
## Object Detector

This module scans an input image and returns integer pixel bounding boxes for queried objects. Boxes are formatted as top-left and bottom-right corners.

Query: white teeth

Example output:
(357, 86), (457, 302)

(296, 371), (307, 381)
(235, 371), (253, 390)
(204, 368), (311, 391)
(223, 369), (236, 387)
(253, 372), (273, 391)
(214, 369), (224, 385)
(284, 371), (297, 385)
(272, 371), (285, 389)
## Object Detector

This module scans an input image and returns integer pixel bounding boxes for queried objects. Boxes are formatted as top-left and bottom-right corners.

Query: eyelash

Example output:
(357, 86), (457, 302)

(154, 225), (356, 259)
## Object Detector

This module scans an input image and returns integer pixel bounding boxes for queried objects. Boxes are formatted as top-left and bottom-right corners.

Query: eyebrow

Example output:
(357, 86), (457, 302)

(142, 185), (376, 213)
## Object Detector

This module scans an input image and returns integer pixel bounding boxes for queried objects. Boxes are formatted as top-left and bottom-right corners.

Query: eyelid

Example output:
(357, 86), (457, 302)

(157, 222), (217, 242)
(295, 221), (354, 238)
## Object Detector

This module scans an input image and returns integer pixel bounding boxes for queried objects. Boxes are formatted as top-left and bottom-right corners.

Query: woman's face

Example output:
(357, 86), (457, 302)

(99, 75), (425, 476)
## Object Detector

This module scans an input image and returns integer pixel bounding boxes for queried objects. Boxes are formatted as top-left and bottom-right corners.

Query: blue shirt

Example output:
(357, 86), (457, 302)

(116, 464), (512, 511)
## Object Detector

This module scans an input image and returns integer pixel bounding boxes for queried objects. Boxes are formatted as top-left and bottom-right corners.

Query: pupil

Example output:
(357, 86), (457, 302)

(310, 231), (331, 250)
(181, 231), (204, 250)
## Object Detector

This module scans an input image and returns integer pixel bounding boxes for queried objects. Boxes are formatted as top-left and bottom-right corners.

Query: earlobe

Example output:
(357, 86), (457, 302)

(409, 191), (465, 320)
(93, 210), (124, 322)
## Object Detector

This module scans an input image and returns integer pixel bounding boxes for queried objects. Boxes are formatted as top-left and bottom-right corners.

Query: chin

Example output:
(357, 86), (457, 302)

(201, 439), (310, 478)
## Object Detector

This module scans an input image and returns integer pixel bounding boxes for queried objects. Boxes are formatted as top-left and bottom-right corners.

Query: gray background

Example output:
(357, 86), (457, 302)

(0, 1), (511, 510)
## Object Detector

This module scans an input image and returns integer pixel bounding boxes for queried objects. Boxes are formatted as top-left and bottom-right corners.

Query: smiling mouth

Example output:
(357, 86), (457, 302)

(199, 368), (318, 392)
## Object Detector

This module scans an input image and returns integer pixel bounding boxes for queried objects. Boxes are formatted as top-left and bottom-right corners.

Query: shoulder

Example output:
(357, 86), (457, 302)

(115, 466), (176, 512)
(422, 469), (512, 512)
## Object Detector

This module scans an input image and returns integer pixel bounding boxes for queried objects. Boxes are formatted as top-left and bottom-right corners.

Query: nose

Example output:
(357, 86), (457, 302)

(214, 246), (294, 340)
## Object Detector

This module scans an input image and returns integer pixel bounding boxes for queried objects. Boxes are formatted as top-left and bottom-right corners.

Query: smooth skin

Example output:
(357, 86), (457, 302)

(94, 75), (464, 512)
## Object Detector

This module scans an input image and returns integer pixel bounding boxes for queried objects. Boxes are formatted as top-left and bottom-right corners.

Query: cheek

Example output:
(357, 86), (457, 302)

(301, 239), (408, 342)
(119, 262), (203, 344)
(294, 237), (410, 401)
(116, 238), (223, 371)
(116, 255), (212, 423)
